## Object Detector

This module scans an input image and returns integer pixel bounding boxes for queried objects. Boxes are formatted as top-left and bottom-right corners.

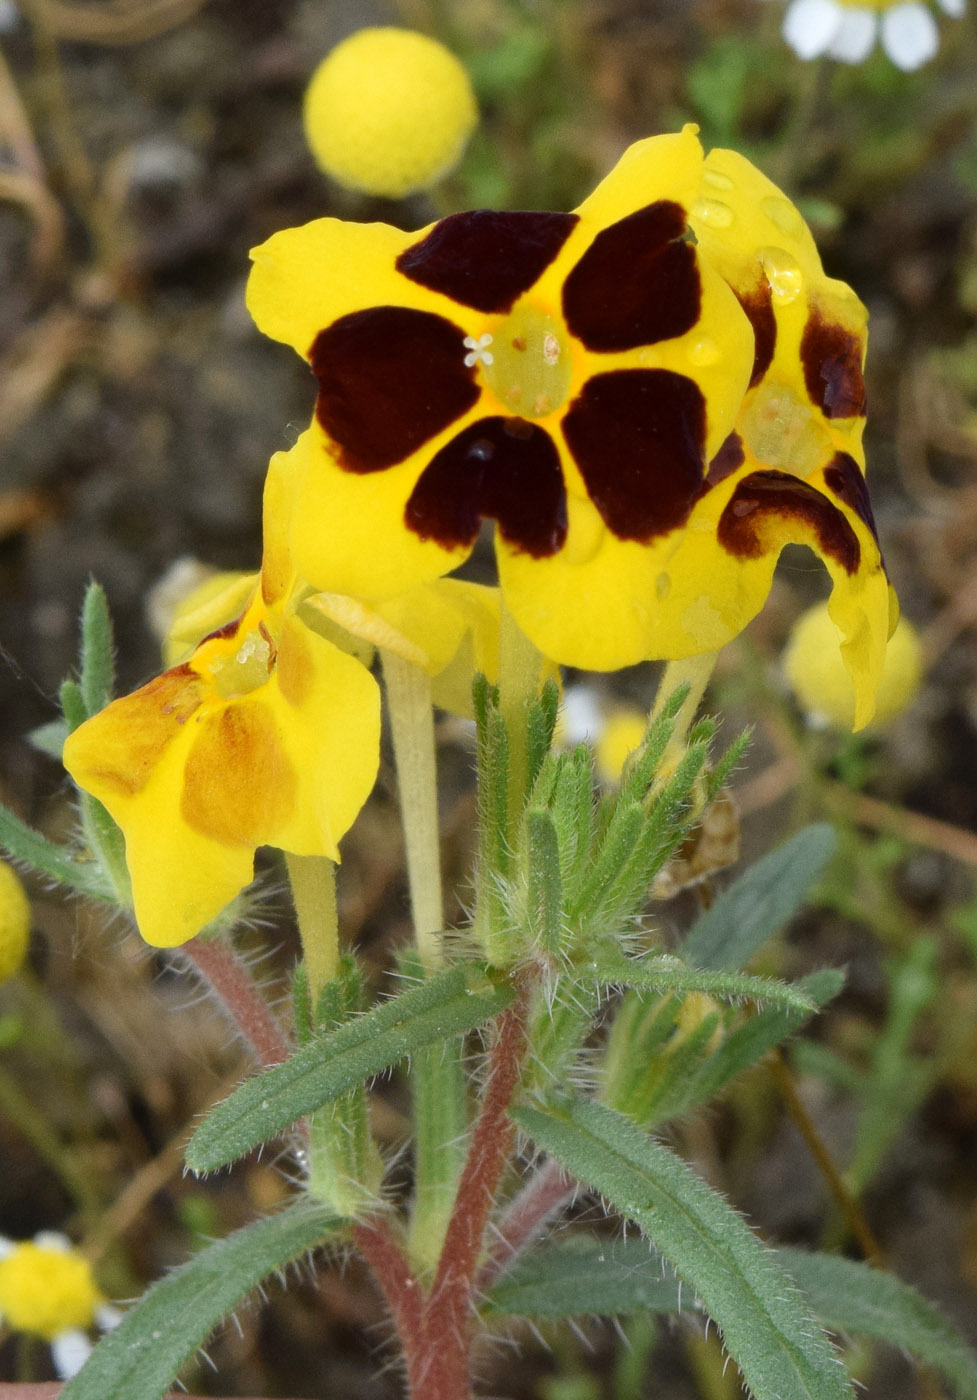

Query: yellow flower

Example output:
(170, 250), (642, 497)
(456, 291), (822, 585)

(0, 1232), (120, 1379)
(63, 454), (381, 948)
(784, 600), (923, 730)
(303, 27), (477, 198)
(247, 126), (892, 727)
(0, 861), (30, 982)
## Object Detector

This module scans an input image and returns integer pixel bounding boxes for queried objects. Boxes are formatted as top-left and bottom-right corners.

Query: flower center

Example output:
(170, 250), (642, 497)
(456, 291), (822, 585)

(740, 381), (834, 480)
(208, 625), (276, 698)
(481, 303), (573, 419)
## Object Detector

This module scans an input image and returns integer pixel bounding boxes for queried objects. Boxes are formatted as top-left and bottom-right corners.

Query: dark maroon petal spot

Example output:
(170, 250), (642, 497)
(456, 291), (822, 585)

(310, 307), (480, 473)
(735, 281), (777, 388)
(405, 416), (567, 558)
(801, 311), (867, 419)
(562, 201), (701, 353)
(562, 369), (707, 542)
(705, 431), (746, 488)
(823, 451), (883, 550)
(396, 211), (579, 315)
(717, 469), (861, 574)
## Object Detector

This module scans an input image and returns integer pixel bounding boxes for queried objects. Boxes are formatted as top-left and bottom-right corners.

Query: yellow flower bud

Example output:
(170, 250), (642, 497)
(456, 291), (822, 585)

(303, 27), (478, 198)
(0, 861), (29, 983)
(784, 601), (923, 731)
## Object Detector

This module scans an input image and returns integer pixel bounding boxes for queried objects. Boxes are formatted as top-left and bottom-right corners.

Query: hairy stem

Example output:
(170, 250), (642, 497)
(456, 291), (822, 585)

(181, 937), (290, 1067)
(475, 1157), (577, 1292)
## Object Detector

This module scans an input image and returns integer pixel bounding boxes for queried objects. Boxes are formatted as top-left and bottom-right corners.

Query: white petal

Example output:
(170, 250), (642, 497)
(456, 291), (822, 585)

(33, 1231), (72, 1252)
(881, 3), (940, 67)
(936, 0), (966, 15)
(560, 685), (604, 745)
(783, 0), (844, 58)
(96, 1302), (123, 1332)
(828, 8), (878, 61)
(51, 1330), (92, 1380)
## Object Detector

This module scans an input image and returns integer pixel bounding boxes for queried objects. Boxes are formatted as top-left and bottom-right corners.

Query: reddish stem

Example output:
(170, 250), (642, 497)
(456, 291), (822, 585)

(353, 1216), (425, 1345)
(475, 1157), (576, 1293)
(417, 998), (531, 1400)
(182, 937), (291, 1068)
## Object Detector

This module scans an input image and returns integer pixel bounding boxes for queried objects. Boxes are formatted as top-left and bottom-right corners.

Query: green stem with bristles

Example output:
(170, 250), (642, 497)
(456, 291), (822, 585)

(498, 600), (545, 839)
(382, 651), (444, 968)
(652, 651), (720, 764)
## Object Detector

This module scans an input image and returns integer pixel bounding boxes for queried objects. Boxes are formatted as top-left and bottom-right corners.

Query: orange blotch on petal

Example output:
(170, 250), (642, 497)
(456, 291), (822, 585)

(276, 622), (315, 708)
(180, 701), (297, 847)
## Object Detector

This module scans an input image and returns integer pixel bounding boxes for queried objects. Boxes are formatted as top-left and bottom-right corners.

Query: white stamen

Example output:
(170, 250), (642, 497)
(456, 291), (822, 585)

(463, 333), (494, 367)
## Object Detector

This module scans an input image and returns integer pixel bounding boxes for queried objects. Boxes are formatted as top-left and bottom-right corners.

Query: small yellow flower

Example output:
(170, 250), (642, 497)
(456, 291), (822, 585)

(0, 861), (30, 982)
(595, 709), (649, 786)
(247, 126), (892, 727)
(63, 452), (382, 948)
(303, 27), (477, 198)
(0, 1232), (120, 1379)
(784, 600), (923, 730)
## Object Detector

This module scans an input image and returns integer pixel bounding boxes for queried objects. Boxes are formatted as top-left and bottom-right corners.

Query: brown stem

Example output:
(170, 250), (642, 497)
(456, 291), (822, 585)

(416, 997), (531, 1400)
(353, 1216), (424, 1346)
(475, 1157), (576, 1294)
(181, 937), (291, 1068)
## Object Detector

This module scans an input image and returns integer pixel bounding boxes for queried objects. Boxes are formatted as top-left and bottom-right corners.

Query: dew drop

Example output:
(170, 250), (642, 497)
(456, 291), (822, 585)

(692, 198), (734, 230)
(688, 337), (720, 367)
(761, 195), (804, 238)
(758, 246), (804, 306)
(703, 167), (734, 192)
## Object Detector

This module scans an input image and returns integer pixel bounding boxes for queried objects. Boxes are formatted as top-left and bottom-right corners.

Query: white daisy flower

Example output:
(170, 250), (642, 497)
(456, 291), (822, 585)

(777, 0), (964, 69)
(0, 1230), (121, 1379)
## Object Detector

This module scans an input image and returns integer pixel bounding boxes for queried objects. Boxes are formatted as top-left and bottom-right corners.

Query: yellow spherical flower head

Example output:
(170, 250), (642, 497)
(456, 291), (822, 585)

(303, 27), (477, 199)
(63, 450), (382, 948)
(247, 125), (892, 727)
(784, 600), (923, 730)
(0, 1232), (120, 1380)
(0, 860), (30, 982)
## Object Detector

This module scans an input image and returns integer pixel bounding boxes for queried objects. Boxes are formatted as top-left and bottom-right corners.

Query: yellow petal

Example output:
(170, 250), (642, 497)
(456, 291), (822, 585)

(163, 571), (256, 667)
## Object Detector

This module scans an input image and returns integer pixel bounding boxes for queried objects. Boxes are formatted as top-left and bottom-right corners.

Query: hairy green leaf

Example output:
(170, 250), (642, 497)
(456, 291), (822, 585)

(679, 824), (837, 971)
(779, 1248), (977, 1400)
(589, 954), (816, 1014)
(488, 1236), (682, 1319)
(514, 1096), (851, 1400)
(79, 581), (116, 718)
(187, 965), (513, 1172)
(60, 1200), (340, 1400)
(0, 805), (111, 899)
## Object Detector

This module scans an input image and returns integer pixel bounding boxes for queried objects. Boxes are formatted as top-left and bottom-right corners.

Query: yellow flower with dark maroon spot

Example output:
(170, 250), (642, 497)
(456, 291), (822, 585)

(247, 125), (893, 728)
(62, 453), (381, 949)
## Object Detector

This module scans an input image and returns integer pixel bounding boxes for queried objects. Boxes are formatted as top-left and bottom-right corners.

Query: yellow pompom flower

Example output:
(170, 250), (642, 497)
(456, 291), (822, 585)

(303, 27), (478, 199)
(0, 860), (30, 982)
(247, 125), (893, 728)
(63, 449), (382, 948)
(784, 600), (923, 730)
(0, 1231), (120, 1379)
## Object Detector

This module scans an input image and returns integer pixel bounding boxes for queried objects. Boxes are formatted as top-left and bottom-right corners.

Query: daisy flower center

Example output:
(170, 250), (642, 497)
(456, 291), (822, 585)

(480, 303), (573, 420)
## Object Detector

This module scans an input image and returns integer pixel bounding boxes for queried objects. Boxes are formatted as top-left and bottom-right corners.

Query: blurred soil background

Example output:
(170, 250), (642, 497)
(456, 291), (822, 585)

(1, 0), (977, 1395)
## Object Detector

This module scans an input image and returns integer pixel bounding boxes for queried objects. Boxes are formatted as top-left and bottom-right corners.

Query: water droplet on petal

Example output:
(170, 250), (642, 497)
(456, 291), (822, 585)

(761, 195), (805, 238)
(703, 167), (734, 192)
(688, 337), (720, 367)
(758, 246), (804, 306)
(692, 198), (734, 230)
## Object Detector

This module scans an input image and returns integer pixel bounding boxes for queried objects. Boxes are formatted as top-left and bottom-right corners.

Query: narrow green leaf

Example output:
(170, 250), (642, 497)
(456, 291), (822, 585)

(29, 717), (70, 760)
(60, 1200), (340, 1400)
(514, 1096), (851, 1400)
(525, 808), (565, 955)
(682, 968), (845, 1110)
(0, 805), (111, 899)
(79, 581), (116, 717)
(779, 1248), (977, 1400)
(679, 824), (837, 971)
(187, 965), (513, 1172)
(59, 678), (87, 733)
(527, 677), (560, 791)
(590, 954), (816, 1014)
(488, 1236), (682, 1319)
